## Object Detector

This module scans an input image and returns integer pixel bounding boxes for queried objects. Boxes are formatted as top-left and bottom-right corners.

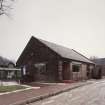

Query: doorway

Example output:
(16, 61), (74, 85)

(62, 62), (70, 80)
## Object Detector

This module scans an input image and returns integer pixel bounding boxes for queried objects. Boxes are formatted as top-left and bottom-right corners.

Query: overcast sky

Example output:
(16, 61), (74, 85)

(0, 0), (105, 61)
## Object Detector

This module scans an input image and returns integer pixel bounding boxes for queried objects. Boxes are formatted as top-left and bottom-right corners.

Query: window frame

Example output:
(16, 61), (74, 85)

(72, 61), (81, 72)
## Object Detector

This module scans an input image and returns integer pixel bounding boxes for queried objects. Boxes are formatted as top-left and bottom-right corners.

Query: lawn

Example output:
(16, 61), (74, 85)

(0, 85), (27, 93)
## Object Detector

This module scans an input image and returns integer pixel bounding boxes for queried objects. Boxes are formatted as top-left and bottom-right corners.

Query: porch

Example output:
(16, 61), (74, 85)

(58, 61), (88, 82)
(0, 67), (21, 80)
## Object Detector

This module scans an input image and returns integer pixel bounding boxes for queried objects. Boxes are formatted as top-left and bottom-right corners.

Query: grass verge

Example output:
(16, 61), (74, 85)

(0, 85), (27, 93)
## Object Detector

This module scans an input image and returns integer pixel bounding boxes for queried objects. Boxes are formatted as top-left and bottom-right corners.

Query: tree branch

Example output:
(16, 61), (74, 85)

(0, 0), (14, 16)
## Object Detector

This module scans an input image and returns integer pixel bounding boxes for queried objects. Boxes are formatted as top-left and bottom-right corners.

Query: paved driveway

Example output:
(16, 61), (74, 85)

(31, 80), (105, 105)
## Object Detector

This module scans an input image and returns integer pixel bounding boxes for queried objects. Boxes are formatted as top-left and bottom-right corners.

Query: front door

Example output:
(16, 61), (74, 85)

(62, 62), (70, 80)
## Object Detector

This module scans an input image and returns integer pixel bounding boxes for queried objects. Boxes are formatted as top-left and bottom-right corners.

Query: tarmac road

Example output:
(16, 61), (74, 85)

(30, 80), (105, 105)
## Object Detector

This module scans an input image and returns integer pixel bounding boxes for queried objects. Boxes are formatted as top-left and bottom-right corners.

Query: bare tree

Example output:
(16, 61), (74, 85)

(0, 0), (14, 16)
(90, 56), (99, 60)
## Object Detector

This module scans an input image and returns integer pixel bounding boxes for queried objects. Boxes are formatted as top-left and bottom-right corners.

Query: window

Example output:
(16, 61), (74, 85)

(72, 62), (81, 72)
(34, 63), (47, 74)
(7, 71), (15, 79)
(72, 65), (80, 72)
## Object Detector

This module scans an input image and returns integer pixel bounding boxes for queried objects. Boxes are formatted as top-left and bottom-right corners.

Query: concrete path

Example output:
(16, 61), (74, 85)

(0, 81), (18, 86)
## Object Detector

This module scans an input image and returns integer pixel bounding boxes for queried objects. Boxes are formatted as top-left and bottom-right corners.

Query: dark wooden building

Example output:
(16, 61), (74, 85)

(16, 36), (95, 83)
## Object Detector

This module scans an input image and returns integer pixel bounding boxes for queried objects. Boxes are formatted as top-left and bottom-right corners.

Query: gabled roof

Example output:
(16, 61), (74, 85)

(17, 36), (94, 65)
(36, 37), (93, 64)
(92, 58), (105, 65)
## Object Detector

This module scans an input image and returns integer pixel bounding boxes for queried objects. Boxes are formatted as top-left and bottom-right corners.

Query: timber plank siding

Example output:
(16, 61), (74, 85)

(16, 36), (95, 83)
(17, 37), (61, 82)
